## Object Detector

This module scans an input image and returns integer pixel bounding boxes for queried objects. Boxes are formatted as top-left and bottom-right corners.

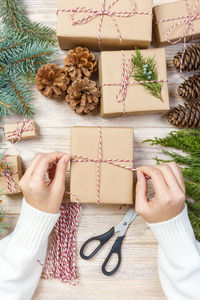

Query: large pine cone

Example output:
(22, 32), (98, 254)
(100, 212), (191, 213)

(36, 64), (70, 99)
(63, 47), (97, 81)
(168, 101), (200, 128)
(178, 73), (200, 101)
(173, 44), (200, 72)
(66, 78), (100, 114)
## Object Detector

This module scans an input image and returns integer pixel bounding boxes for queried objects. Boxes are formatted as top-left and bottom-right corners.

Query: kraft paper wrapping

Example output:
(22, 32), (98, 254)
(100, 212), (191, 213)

(154, 0), (200, 44)
(0, 156), (22, 195)
(57, 0), (153, 50)
(99, 48), (169, 117)
(4, 120), (38, 142)
(70, 127), (134, 204)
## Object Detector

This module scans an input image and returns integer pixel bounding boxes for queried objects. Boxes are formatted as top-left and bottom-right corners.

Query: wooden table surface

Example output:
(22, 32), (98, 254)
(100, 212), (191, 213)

(1, 0), (192, 299)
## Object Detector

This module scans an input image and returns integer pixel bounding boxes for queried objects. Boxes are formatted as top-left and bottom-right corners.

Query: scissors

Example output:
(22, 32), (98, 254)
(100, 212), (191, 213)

(80, 208), (138, 276)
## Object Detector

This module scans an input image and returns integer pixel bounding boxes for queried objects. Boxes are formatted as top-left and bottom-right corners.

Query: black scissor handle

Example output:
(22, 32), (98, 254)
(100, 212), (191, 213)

(102, 235), (125, 276)
(80, 227), (115, 260)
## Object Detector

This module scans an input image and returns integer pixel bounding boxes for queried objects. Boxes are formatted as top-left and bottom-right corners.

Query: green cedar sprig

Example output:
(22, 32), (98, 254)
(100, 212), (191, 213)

(0, 0), (56, 44)
(131, 49), (163, 101)
(144, 129), (200, 241)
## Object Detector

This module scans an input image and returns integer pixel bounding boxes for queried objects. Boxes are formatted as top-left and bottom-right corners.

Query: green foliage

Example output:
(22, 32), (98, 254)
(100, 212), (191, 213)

(0, 0), (57, 118)
(0, 0), (56, 44)
(144, 129), (200, 241)
(0, 205), (10, 235)
(131, 49), (163, 101)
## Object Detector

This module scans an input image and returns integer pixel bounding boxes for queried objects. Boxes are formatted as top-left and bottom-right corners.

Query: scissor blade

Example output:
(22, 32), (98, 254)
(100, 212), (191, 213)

(115, 208), (137, 237)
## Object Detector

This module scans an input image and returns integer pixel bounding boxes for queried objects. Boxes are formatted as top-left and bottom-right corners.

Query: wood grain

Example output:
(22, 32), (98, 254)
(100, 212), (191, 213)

(1, 0), (197, 299)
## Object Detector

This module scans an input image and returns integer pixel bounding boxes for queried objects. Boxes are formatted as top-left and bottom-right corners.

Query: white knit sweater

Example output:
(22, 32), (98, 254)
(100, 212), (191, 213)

(0, 199), (199, 300)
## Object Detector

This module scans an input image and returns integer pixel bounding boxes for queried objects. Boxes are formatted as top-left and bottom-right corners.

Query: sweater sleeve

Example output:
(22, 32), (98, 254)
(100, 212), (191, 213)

(147, 205), (200, 300)
(0, 199), (59, 300)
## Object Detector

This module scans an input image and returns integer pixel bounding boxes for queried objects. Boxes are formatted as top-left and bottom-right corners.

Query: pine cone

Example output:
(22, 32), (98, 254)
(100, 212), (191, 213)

(63, 47), (97, 81)
(36, 64), (70, 99)
(66, 78), (100, 114)
(178, 73), (200, 101)
(173, 44), (200, 72)
(168, 101), (200, 128)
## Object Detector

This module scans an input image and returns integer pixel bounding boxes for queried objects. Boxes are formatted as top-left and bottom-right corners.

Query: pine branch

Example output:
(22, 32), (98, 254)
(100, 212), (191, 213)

(0, 75), (34, 117)
(0, 41), (55, 78)
(0, 0), (56, 44)
(131, 49), (163, 101)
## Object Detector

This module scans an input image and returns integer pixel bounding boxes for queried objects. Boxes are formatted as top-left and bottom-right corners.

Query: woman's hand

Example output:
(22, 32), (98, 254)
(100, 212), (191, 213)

(135, 162), (185, 223)
(19, 152), (70, 214)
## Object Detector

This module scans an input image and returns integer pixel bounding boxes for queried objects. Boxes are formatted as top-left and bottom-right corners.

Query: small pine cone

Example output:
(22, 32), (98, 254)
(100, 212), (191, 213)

(36, 64), (70, 99)
(178, 73), (200, 101)
(168, 101), (200, 128)
(63, 47), (97, 81)
(66, 78), (100, 114)
(173, 44), (200, 72)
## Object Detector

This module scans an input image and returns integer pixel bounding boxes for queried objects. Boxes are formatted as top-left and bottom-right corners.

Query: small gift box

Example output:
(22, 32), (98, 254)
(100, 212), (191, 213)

(99, 48), (169, 117)
(153, 0), (200, 44)
(4, 120), (38, 143)
(70, 126), (134, 204)
(57, 0), (153, 50)
(0, 155), (22, 195)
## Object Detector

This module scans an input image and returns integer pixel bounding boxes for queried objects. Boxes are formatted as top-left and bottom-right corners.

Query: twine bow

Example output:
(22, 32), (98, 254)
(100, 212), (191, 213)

(71, 126), (135, 205)
(5, 116), (37, 144)
(156, 0), (200, 74)
(0, 155), (19, 194)
(102, 50), (167, 115)
(57, 0), (152, 50)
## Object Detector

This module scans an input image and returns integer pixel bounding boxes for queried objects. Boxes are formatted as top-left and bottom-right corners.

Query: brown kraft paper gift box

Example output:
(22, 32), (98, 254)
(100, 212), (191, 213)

(57, 0), (153, 50)
(4, 120), (38, 142)
(153, 0), (200, 44)
(0, 156), (22, 195)
(70, 127), (134, 204)
(99, 48), (169, 117)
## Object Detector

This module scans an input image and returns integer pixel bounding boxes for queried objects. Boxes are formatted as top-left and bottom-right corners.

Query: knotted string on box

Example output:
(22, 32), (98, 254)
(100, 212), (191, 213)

(57, 0), (153, 50)
(0, 155), (20, 194)
(4, 116), (38, 144)
(102, 50), (168, 115)
(72, 126), (135, 204)
(155, 0), (200, 75)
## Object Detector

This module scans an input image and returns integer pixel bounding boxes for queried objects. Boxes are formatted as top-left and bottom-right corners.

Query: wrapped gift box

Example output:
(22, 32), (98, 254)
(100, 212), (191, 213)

(99, 48), (169, 117)
(57, 0), (153, 50)
(153, 0), (200, 44)
(0, 156), (22, 195)
(4, 120), (38, 142)
(70, 127), (134, 204)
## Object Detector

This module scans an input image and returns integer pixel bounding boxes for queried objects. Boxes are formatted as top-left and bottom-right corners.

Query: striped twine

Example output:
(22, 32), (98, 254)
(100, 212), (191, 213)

(0, 155), (20, 194)
(41, 196), (81, 285)
(155, 0), (200, 75)
(57, 0), (153, 50)
(102, 50), (168, 114)
(5, 116), (37, 144)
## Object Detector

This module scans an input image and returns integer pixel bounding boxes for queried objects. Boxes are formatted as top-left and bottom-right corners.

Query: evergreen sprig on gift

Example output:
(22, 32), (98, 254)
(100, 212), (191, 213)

(144, 129), (200, 241)
(0, 204), (10, 235)
(131, 49), (163, 101)
(0, 0), (57, 118)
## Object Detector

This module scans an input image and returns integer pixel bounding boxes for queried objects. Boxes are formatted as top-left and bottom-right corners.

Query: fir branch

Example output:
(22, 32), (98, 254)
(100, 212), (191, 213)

(0, 0), (56, 44)
(0, 41), (55, 78)
(131, 49), (163, 101)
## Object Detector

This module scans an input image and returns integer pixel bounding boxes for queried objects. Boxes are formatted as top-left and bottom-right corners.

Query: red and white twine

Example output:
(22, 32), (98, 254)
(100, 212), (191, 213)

(42, 199), (81, 285)
(0, 155), (19, 194)
(57, 0), (153, 50)
(72, 126), (135, 205)
(5, 116), (36, 144)
(155, 0), (200, 74)
(102, 50), (168, 114)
